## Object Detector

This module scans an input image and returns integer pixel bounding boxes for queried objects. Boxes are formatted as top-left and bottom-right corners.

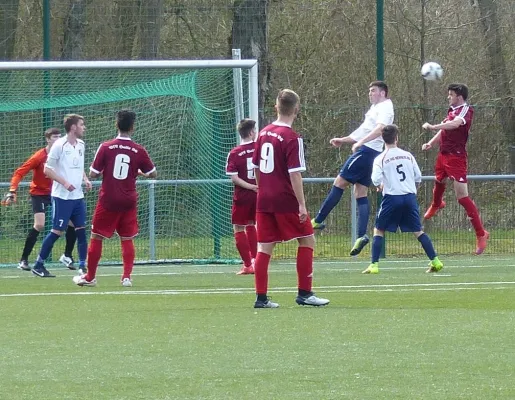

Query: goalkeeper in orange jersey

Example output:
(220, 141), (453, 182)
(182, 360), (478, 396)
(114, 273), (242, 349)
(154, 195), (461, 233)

(2, 128), (77, 270)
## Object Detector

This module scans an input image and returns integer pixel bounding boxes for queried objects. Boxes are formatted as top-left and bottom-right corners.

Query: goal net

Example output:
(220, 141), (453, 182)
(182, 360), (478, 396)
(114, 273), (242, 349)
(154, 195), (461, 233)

(0, 60), (258, 266)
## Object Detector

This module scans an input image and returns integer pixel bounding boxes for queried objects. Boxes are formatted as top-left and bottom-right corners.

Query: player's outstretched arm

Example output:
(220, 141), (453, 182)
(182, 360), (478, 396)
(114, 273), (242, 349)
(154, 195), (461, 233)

(423, 119), (462, 132)
(138, 169), (157, 178)
(422, 130), (442, 151)
(8, 152), (43, 196)
(352, 123), (386, 153)
(330, 136), (355, 148)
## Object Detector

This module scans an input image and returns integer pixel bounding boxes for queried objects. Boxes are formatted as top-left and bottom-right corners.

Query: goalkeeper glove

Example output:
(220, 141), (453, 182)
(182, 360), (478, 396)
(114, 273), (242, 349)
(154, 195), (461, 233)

(1, 191), (16, 206)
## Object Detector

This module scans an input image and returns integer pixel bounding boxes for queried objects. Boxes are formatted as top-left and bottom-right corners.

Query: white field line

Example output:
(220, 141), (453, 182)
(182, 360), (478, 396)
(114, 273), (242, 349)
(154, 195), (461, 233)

(1, 263), (513, 280)
(1, 281), (515, 298)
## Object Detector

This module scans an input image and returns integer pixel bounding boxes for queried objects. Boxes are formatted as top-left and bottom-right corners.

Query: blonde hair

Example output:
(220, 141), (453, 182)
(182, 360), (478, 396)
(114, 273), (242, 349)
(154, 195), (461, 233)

(276, 89), (300, 117)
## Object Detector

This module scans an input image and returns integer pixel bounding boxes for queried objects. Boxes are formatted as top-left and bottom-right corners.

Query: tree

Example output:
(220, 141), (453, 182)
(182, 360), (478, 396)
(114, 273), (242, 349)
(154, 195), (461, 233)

(0, 0), (20, 60)
(61, 0), (89, 60)
(474, 0), (515, 171)
(230, 0), (270, 128)
(139, 0), (164, 59)
(113, 0), (139, 59)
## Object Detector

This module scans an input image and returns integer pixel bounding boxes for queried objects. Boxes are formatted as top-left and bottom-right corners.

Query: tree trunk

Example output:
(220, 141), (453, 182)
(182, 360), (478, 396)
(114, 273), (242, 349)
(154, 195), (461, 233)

(61, 0), (89, 60)
(475, 0), (515, 171)
(139, 0), (164, 59)
(230, 0), (270, 128)
(0, 0), (20, 60)
(114, 0), (139, 59)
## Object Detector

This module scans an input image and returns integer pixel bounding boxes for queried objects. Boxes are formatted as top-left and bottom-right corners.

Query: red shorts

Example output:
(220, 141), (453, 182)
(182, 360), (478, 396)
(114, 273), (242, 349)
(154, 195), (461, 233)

(435, 153), (468, 183)
(256, 211), (314, 243)
(231, 202), (256, 225)
(91, 202), (138, 239)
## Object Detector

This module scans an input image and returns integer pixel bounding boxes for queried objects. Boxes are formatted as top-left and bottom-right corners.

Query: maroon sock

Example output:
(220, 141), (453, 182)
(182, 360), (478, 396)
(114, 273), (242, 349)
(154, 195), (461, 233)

(432, 181), (446, 207)
(234, 231), (252, 267)
(245, 225), (258, 259)
(254, 252), (271, 295)
(85, 238), (102, 281)
(121, 240), (135, 280)
(458, 197), (485, 237)
(296, 247), (314, 293)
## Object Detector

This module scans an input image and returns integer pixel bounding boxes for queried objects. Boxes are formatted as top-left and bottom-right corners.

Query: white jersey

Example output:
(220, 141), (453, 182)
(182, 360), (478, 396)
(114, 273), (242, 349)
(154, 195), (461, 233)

(372, 147), (421, 196)
(349, 99), (394, 152)
(45, 136), (85, 200)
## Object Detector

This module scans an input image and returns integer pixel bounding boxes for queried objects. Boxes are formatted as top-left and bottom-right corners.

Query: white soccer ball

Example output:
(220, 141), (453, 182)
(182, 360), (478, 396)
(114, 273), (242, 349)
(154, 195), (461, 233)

(421, 62), (443, 81)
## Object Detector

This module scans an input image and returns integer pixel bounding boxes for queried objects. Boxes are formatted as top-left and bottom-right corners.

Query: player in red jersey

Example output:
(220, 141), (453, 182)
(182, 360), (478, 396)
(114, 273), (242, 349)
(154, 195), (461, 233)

(225, 118), (258, 275)
(73, 110), (156, 287)
(422, 83), (489, 255)
(2, 128), (77, 270)
(250, 89), (330, 308)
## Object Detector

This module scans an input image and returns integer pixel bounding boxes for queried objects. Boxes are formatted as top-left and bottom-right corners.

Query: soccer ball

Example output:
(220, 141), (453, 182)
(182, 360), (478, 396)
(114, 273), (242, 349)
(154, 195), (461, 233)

(421, 62), (443, 81)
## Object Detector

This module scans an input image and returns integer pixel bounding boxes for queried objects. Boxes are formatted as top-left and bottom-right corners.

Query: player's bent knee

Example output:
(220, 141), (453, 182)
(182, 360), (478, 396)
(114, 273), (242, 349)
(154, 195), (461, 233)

(334, 175), (350, 189)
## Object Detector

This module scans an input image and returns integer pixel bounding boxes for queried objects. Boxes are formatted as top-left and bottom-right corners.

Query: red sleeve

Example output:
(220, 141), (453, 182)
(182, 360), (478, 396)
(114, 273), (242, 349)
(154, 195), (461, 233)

(138, 147), (155, 174)
(90, 144), (105, 174)
(225, 151), (238, 175)
(251, 139), (260, 168)
(9, 150), (45, 192)
(285, 137), (306, 173)
(460, 106), (473, 127)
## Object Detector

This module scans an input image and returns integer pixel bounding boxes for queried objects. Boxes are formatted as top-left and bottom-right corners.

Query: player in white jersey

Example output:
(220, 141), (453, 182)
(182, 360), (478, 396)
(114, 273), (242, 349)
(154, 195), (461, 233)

(362, 124), (443, 274)
(31, 114), (92, 277)
(311, 81), (394, 256)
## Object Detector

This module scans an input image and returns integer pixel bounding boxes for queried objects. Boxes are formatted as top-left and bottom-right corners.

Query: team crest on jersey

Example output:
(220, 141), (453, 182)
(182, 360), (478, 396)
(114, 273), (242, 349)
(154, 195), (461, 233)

(79, 149), (83, 157)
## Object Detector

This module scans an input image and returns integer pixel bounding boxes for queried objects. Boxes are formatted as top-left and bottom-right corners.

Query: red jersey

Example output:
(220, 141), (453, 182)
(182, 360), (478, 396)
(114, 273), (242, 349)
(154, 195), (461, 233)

(225, 141), (257, 205)
(440, 104), (474, 157)
(90, 136), (155, 212)
(10, 148), (51, 196)
(251, 122), (306, 213)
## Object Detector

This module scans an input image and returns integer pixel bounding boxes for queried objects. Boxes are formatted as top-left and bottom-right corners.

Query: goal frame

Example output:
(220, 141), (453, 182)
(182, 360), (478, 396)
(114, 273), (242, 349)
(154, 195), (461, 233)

(0, 59), (259, 265)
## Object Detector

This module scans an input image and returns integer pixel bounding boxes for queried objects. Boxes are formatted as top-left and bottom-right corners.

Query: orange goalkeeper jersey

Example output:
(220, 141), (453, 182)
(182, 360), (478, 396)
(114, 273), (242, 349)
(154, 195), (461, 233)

(9, 148), (51, 196)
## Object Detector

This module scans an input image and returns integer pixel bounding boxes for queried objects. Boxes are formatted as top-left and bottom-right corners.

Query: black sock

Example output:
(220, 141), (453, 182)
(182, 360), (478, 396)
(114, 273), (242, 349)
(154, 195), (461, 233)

(21, 228), (40, 261)
(298, 289), (312, 297)
(64, 226), (76, 258)
(257, 294), (268, 302)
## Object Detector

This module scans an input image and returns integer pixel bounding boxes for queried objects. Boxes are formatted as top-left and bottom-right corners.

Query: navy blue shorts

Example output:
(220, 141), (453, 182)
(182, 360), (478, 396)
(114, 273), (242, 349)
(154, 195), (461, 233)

(51, 197), (87, 231)
(375, 194), (422, 233)
(339, 146), (381, 187)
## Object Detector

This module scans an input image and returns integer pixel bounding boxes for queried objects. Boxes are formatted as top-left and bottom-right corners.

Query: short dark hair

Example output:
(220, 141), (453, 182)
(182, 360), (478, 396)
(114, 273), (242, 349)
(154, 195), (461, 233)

(117, 109), (136, 133)
(237, 118), (256, 139)
(369, 81), (388, 97)
(63, 114), (84, 133)
(276, 89), (300, 117)
(382, 124), (399, 145)
(448, 83), (468, 101)
(44, 127), (61, 139)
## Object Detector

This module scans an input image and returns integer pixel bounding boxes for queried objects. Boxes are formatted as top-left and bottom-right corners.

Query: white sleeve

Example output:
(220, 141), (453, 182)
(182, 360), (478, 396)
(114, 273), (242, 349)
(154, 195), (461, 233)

(45, 142), (61, 170)
(371, 156), (383, 187)
(412, 155), (422, 183)
(376, 102), (395, 126)
(348, 123), (366, 141)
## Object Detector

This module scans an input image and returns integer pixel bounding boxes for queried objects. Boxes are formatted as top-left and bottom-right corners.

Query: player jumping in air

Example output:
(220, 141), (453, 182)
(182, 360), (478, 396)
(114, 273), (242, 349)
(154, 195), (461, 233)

(311, 81), (394, 256)
(422, 83), (489, 255)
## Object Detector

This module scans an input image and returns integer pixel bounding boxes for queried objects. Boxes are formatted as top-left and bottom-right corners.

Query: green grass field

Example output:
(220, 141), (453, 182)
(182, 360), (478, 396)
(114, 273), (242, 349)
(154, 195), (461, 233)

(1, 256), (514, 399)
